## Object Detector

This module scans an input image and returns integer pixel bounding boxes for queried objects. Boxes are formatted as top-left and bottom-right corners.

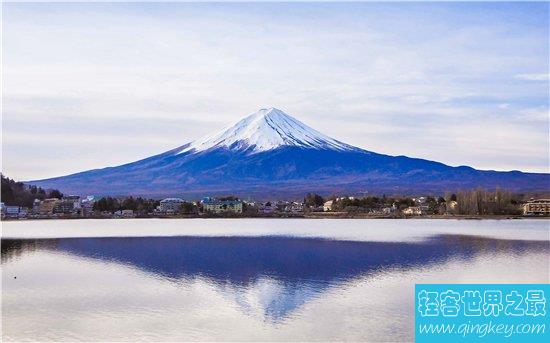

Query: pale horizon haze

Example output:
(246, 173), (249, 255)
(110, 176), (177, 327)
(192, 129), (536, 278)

(2, 2), (549, 181)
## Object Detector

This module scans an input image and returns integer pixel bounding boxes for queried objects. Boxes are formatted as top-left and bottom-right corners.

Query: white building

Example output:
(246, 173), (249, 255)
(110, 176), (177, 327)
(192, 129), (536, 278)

(323, 200), (334, 212)
(160, 198), (185, 213)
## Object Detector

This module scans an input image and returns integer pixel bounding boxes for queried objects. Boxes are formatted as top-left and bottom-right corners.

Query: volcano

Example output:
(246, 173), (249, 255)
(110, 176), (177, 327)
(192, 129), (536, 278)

(29, 107), (549, 198)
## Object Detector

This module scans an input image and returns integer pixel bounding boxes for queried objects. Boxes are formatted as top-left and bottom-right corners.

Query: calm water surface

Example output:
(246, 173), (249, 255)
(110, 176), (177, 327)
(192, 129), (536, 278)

(2, 219), (549, 341)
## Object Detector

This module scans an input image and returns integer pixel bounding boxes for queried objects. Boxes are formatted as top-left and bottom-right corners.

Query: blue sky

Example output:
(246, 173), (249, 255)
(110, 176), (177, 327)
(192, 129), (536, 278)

(2, 2), (549, 180)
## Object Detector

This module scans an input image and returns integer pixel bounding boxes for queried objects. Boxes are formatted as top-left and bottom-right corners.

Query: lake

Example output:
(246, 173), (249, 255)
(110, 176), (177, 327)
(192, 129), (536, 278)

(2, 219), (549, 341)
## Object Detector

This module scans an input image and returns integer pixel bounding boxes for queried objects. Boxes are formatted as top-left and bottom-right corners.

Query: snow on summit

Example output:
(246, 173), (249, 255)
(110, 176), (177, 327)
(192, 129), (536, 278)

(176, 107), (357, 155)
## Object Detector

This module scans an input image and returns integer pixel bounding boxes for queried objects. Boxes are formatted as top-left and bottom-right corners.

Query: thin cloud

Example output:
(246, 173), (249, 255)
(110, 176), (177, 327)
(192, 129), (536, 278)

(515, 73), (550, 81)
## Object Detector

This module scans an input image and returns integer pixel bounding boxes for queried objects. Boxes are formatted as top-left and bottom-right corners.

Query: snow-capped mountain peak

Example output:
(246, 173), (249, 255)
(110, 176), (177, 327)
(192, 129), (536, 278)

(176, 107), (357, 155)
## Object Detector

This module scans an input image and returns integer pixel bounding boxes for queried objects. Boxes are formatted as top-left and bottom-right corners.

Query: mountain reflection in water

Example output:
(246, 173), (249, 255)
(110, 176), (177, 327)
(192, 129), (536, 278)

(2, 235), (548, 321)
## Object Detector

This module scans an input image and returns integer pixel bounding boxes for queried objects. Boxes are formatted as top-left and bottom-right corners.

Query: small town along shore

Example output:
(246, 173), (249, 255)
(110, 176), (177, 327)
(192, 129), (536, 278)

(2, 212), (548, 221)
(2, 175), (549, 221)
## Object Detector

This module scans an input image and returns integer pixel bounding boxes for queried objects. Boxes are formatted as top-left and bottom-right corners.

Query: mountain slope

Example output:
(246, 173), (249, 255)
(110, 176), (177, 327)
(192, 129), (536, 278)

(28, 108), (549, 198)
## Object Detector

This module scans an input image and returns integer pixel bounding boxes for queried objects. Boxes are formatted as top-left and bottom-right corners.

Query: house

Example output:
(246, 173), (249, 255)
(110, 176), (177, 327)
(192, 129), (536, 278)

(523, 199), (550, 216)
(419, 205), (430, 214)
(39, 198), (59, 216)
(414, 197), (427, 205)
(4, 206), (21, 219)
(287, 202), (303, 213)
(159, 198), (185, 213)
(114, 209), (135, 218)
(323, 200), (334, 212)
(380, 203), (398, 215)
(244, 201), (256, 208)
(259, 201), (277, 214)
(54, 196), (81, 215)
(65, 195), (82, 211)
(100, 211), (113, 218)
(446, 200), (459, 214)
(202, 198), (243, 214)
(19, 207), (29, 218)
(276, 201), (290, 212)
(403, 206), (423, 216)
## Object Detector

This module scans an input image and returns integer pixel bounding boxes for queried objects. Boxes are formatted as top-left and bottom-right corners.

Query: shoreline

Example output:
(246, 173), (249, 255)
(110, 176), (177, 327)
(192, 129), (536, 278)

(2, 214), (548, 221)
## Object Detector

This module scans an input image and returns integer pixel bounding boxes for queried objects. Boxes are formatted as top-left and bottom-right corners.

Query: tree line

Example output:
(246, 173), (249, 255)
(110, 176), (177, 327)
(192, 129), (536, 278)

(447, 188), (523, 215)
(1, 174), (63, 208)
(92, 196), (160, 214)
